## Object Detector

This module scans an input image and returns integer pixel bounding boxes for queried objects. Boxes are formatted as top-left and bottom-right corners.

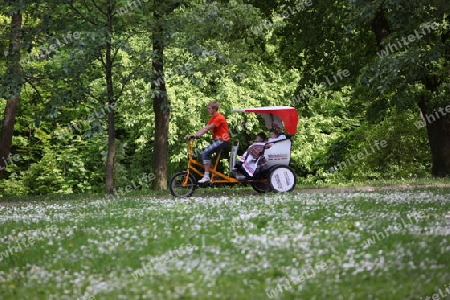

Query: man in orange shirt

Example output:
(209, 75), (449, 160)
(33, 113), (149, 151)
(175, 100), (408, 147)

(188, 101), (230, 183)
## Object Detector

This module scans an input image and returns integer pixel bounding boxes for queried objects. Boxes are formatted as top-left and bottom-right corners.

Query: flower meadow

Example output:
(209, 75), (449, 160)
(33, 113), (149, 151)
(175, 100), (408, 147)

(0, 188), (449, 299)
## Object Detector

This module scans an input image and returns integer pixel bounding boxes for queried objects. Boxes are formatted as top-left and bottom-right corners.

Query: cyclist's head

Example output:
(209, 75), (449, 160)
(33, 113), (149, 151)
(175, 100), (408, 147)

(207, 101), (219, 113)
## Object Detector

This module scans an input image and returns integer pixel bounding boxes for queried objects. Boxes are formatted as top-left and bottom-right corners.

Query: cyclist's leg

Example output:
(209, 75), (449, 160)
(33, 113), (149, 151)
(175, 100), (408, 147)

(199, 140), (230, 181)
(200, 140), (230, 165)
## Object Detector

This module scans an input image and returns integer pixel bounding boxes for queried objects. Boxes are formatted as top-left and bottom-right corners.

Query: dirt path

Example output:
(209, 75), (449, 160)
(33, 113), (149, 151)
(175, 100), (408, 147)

(294, 183), (450, 194)
(1, 183), (449, 206)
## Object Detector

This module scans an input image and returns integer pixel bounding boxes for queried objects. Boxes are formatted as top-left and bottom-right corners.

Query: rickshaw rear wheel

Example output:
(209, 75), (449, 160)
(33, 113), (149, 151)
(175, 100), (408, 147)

(250, 170), (272, 193)
(169, 171), (196, 197)
(269, 165), (297, 193)
(251, 182), (271, 193)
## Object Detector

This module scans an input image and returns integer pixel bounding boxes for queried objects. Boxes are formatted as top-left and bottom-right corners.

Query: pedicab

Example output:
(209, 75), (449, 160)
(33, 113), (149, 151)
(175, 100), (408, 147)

(169, 106), (299, 197)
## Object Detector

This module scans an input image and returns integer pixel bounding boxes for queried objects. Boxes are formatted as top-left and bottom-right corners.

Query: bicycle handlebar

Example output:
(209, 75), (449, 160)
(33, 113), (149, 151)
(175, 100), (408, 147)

(187, 135), (199, 141)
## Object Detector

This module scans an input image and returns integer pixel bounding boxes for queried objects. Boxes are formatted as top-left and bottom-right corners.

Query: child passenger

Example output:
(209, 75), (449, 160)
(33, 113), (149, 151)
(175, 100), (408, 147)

(235, 132), (267, 177)
(266, 128), (286, 148)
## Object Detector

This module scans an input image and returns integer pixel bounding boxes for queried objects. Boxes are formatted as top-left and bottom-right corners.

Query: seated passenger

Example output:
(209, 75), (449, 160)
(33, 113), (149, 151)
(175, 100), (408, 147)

(266, 128), (286, 148)
(235, 132), (267, 177)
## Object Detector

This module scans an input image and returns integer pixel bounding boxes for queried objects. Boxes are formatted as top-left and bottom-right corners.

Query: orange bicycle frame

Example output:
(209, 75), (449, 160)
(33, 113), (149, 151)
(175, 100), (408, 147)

(182, 139), (239, 186)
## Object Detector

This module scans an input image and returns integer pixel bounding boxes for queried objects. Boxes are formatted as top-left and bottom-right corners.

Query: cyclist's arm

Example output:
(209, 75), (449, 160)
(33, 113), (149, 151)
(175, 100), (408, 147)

(193, 123), (215, 138)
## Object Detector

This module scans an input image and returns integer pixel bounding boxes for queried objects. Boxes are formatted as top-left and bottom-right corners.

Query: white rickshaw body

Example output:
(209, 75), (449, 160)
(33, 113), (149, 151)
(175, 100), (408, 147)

(230, 106), (299, 193)
(230, 106), (298, 167)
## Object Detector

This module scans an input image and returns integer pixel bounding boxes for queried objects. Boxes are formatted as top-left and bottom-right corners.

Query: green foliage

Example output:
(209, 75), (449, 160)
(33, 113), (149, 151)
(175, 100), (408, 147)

(321, 110), (431, 181)
(275, 0), (450, 180)
(2, 128), (106, 196)
(0, 172), (29, 196)
(290, 86), (360, 177)
(1, 0), (448, 195)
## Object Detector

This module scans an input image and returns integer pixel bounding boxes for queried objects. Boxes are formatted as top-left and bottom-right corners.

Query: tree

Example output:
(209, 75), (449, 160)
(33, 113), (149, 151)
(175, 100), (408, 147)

(150, 1), (181, 190)
(355, 0), (450, 176)
(61, 0), (152, 194)
(0, 0), (23, 179)
(276, 0), (450, 176)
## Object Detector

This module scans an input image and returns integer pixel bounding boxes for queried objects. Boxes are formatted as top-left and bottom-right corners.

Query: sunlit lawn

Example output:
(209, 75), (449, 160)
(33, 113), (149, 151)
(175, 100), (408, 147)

(1, 187), (449, 299)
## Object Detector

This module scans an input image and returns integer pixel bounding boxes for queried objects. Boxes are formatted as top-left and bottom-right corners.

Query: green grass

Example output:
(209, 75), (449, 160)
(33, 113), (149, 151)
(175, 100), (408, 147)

(1, 188), (450, 299)
(296, 176), (450, 189)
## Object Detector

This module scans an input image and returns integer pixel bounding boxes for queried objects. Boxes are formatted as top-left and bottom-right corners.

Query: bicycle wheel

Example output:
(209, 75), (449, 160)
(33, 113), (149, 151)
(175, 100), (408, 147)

(169, 171), (196, 197)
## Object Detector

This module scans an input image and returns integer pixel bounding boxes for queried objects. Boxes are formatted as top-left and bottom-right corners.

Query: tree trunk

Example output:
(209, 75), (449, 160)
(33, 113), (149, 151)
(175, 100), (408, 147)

(371, 8), (450, 177)
(371, 9), (390, 50)
(105, 12), (115, 194)
(105, 102), (116, 194)
(0, 10), (22, 179)
(151, 11), (170, 190)
(418, 97), (450, 177)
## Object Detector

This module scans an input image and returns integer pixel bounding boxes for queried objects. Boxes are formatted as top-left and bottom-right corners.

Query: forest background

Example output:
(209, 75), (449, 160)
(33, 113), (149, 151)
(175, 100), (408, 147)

(0, 0), (449, 197)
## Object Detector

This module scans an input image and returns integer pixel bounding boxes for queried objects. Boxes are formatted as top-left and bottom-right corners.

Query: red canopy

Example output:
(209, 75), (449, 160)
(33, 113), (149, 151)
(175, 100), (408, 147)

(231, 106), (299, 134)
